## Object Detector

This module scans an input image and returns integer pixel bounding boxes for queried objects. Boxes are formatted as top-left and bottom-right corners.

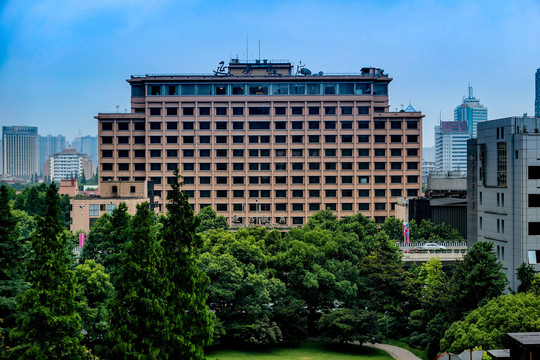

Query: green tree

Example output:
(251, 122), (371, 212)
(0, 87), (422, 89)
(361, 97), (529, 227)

(100, 203), (131, 286)
(318, 308), (382, 345)
(516, 262), (536, 293)
(79, 213), (113, 265)
(10, 183), (85, 360)
(441, 293), (540, 353)
(424, 241), (507, 359)
(450, 241), (507, 318)
(74, 260), (114, 351)
(159, 170), (214, 358)
(381, 217), (404, 241)
(196, 206), (229, 233)
(0, 185), (27, 351)
(106, 203), (167, 359)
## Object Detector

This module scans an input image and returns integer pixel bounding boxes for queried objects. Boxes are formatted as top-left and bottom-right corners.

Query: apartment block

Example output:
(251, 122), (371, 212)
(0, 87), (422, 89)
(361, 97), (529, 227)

(468, 116), (540, 290)
(44, 148), (94, 182)
(96, 59), (423, 226)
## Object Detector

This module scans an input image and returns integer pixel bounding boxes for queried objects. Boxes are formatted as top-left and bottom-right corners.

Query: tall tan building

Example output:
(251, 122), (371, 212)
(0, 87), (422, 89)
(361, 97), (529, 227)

(96, 59), (422, 227)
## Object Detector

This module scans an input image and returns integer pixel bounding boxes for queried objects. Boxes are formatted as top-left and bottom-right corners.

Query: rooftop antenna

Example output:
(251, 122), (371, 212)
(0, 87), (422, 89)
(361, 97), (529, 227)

(468, 83), (473, 98)
(258, 40), (261, 61)
(246, 33), (248, 63)
(439, 111), (442, 125)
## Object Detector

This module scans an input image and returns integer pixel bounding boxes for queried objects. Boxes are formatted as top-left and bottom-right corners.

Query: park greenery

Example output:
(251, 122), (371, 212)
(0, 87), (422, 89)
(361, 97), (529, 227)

(0, 180), (536, 360)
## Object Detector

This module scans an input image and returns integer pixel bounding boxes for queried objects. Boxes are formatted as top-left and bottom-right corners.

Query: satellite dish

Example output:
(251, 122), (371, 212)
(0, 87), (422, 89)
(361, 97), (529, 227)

(318, 71), (324, 76)
(300, 68), (312, 76)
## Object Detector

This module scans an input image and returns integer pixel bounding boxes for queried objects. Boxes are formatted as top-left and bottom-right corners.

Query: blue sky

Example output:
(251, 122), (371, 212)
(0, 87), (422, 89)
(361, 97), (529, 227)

(1, 0), (539, 146)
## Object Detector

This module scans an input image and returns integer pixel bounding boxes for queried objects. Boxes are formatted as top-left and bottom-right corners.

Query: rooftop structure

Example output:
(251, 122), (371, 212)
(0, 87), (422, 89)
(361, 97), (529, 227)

(70, 180), (158, 233)
(96, 59), (423, 226)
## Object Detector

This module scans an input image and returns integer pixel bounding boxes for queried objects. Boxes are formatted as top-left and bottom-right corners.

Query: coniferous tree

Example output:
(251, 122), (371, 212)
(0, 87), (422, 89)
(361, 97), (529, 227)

(160, 170), (214, 359)
(0, 185), (26, 353)
(106, 203), (168, 359)
(100, 203), (130, 286)
(10, 183), (84, 359)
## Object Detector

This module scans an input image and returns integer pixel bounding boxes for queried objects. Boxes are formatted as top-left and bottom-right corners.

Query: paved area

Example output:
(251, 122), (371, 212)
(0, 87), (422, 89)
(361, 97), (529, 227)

(366, 343), (422, 360)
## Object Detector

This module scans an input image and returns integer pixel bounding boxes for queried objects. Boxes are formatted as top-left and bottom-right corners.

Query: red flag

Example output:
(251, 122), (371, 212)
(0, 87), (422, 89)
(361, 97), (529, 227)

(79, 233), (85, 248)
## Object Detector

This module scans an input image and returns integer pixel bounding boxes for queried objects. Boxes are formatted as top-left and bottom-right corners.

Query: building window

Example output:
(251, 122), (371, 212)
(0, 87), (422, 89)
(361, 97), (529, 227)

(89, 204), (99, 217)
(342, 203), (353, 211)
(326, 190), (337, 197)
(358, 135), (370, 143)
(149, 108), (161, 116)
(529, 166), (540, 179)
(479, 217), (483, 230)
(309, 190), (320, 197)
(390, 189), (401, 197)
(407, 189), (418, 196)
(497, 142), (507, 187)
(325, 203), (337, 211)
(325, 149), (337, 157)
(358, 149), (369, 157)
(309, 203), (320, 211)
(292, 204), (304, 211)
(358, 203), (369, 211)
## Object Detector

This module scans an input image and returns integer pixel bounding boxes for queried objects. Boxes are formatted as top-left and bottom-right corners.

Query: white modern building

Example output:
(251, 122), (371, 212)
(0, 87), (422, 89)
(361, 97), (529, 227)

(435, 121), (468, 172)
(454, 85), (488, 139)
(468, 115), (540, 291)
(44, 148), (94, 182)
(2, 126), (38, 179)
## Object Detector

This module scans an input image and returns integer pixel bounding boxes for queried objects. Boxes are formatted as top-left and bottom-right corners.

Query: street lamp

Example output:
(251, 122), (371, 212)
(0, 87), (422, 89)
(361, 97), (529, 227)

(242, 202), (245, 229)
(79, 205), (85, 232)
(256, 199), (259, 225)
(384, 311), (389, 344)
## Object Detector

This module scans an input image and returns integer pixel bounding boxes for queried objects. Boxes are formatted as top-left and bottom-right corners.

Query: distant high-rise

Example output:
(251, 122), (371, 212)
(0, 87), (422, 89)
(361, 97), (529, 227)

(39, 134), (67, 175)
(2, 126), (39, 178)
(80, 135), (98, 166)
(534, 69), (540, 117)
(435, 121), (468, 172)
(454, 85), (487, 138)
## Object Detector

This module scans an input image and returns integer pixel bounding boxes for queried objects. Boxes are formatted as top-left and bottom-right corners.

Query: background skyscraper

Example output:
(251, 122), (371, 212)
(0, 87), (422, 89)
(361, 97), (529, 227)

(454, 85), (488, 138)
(534, 69), (540, 117)
(435, 121), (468, 172)
(39, 134), (67, 175)
(2, 126), (39, 178)
(80, 135), (98, 166)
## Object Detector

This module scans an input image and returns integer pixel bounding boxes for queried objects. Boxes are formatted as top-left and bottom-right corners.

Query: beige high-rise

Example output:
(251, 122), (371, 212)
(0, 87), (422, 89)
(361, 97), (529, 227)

(96, 60), (423, 227)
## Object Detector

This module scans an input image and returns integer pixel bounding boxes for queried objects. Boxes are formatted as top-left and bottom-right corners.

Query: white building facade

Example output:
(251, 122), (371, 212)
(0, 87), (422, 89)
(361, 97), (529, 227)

(45, 148), (94, 182)
(435, 121), (468, 172)
(468, 116), (540, 290)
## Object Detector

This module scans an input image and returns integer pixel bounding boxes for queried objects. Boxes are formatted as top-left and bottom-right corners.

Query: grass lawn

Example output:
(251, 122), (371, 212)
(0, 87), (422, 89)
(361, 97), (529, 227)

(207, 340), (394, 360)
